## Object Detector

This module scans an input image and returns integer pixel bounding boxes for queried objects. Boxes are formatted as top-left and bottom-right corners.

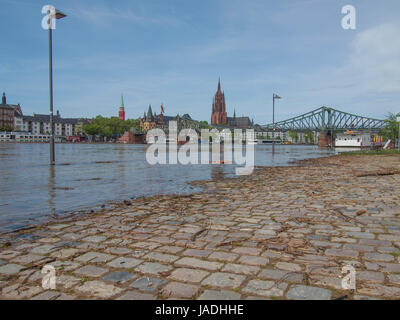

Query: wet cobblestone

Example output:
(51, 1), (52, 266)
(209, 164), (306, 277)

(1, 154), (400, 299)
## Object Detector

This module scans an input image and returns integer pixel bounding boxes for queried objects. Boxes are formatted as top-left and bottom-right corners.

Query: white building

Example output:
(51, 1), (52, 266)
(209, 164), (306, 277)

(335, 131), (373, 148)
(14, 111), (89, 137)
(257, 131), (287, 141)
(0, 131), (51, 142)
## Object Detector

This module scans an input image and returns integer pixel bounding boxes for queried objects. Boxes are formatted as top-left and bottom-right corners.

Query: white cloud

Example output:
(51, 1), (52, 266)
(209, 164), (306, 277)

(349, 23), (400, 93)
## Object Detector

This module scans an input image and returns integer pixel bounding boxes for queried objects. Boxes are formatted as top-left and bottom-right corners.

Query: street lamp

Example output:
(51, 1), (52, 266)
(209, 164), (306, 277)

(48, 9), (67, 165)
(396, 112), (400, 150)
(272, 94), (281, 145)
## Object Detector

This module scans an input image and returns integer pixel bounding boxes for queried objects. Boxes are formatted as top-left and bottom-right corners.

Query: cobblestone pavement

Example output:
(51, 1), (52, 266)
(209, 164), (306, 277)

(1, 154), (400, 300)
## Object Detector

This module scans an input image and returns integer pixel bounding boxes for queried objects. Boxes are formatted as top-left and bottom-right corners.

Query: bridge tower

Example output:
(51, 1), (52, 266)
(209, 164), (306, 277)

(318, 107), (333, 147)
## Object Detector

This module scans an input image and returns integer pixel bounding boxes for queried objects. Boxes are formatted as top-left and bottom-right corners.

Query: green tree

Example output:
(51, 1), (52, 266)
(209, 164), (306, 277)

(199, 121), (210, 129)
(83, 123), (101, 136)
(379, 113), (399, 142)
(83, 116), (142, 137)
(125, 119), (141, 132)
(0, 125), (12, 131)
(288, 130), (298, 142)
(304, 130), (314, 144)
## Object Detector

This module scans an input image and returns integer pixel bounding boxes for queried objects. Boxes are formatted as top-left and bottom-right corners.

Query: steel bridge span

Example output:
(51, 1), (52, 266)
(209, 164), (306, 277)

(261, 106), (386, 132)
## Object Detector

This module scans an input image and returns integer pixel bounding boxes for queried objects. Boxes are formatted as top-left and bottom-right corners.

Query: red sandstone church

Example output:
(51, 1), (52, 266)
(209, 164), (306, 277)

(211, 79), (253, 127)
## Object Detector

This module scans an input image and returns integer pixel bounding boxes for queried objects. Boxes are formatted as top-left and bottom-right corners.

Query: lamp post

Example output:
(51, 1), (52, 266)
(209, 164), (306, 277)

(48, 9), (66, 165)
(397, 112), (400, 150)
(272, 94), (281, 145)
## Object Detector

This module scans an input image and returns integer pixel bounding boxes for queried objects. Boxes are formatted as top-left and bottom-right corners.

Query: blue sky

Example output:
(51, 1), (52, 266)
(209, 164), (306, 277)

(1, 0), (400, 123)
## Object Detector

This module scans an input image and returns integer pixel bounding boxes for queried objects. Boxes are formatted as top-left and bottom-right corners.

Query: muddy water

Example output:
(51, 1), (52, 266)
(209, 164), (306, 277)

(0, 143), (334, 233)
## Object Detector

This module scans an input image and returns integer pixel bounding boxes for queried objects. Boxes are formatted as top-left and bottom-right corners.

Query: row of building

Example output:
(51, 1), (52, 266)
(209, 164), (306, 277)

(0, 92), (90, 139)
(136, 79), (255, 134)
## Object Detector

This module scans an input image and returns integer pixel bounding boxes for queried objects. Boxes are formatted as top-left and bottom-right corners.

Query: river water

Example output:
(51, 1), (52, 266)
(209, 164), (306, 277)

(0, 143), (335, 233)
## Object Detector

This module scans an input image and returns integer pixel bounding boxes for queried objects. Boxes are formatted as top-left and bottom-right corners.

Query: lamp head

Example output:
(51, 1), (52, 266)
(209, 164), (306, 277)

(55, 9), (67, 19)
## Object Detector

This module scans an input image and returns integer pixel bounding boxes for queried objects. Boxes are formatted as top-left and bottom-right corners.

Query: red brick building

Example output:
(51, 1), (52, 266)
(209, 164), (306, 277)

(118, 130), (146, 144)
(211, 79), (227, 125)
(0, 92), (22, 130)
(210, 80), (253, 127)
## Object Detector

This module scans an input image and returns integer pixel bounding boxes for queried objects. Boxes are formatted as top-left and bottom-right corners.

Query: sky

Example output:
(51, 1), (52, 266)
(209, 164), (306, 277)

(1, 0), (400, 124)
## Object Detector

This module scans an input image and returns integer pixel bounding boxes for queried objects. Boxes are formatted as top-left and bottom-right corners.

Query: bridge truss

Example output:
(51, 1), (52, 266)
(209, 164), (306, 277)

(261, 107), (387, 132)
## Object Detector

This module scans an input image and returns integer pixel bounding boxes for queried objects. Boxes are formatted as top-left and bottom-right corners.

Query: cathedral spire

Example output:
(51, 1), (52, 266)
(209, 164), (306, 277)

(147, 104), (154, 121)
(211, 78), (227, 125)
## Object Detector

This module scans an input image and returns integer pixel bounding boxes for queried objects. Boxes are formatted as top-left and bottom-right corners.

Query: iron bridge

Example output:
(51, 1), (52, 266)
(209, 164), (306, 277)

(261, 106), (386, 132)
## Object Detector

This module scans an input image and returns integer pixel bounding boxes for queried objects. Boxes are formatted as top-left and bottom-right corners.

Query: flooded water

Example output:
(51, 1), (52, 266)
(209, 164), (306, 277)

(0, 143), (335, 233)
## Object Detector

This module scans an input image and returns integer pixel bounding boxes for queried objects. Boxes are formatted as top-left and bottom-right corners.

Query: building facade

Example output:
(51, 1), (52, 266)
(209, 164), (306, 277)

(14, 111), (89, 137)
(211, 79), (227, 125)
(139, 104), (201, 133)
(0, 92), (23, 130)
(139, 104), (181, 131)
(210, 80), (252, 128)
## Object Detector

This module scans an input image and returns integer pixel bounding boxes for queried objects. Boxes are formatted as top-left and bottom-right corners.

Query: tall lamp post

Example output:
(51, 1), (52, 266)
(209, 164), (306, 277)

(48, 9), (67, 165)
(272, 94), (281, 145)
(397, 112), (400, 150)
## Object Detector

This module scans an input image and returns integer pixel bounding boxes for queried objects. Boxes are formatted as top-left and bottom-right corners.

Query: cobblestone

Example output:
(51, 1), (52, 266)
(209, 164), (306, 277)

(74, 265), (109, 277)
(243, 280), (287, 297)
(258, 268), (303, 282)
(117, 291), (155, 300)
(135, 262), (172, 275)
(198, 290), (241, 300)
(175, 257), (222, 271)
(221, 263), (260, 275)
(168, 268), (209, 283)
(75, 252), (115, 263)
(286, 285), (332, 300)
(107, 257), (142, 269)
(364, 253), (394, 262)
(202, 272), (246, 288)
(160, 282), (200, 299)
(1, 154), (400, 300)
(130, 277), (166, 292)
(102, 271), (136, 283)
(0, 264), (24, 275)
(76, 280), (123, 298)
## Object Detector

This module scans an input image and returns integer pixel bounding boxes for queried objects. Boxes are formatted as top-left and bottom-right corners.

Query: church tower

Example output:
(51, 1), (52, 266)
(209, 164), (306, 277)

(211, 78), (227, 125)
(119, 94), (125, 121)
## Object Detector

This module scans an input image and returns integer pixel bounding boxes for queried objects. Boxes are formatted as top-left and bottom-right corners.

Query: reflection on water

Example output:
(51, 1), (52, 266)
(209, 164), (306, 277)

(48, 165), (56, 216)
(0, 143), (335, 232)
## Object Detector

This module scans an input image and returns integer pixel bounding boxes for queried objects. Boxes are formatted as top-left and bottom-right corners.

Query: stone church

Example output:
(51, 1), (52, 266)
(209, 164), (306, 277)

(211, 79), (253, 127)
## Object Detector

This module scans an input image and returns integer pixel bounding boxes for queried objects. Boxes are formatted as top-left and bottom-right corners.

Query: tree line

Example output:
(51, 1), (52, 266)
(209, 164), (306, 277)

(83, 116), (141, 138)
